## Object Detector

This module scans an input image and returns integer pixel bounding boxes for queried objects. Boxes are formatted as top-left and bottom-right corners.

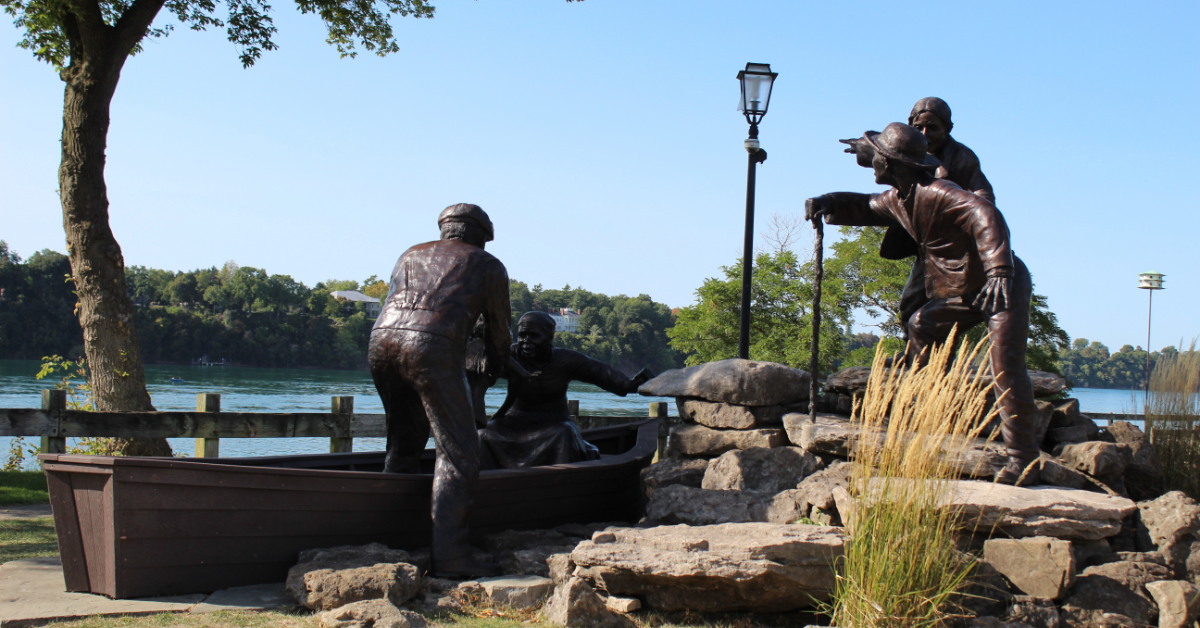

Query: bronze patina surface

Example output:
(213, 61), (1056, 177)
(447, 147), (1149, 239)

(807, 123), (1040, 485)
(480, 311), (654, 469)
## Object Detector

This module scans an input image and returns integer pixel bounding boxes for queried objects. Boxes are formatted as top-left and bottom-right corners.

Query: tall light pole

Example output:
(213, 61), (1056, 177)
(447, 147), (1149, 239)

(736, 62), (777, 360)
(1138, 271), (1165, 397)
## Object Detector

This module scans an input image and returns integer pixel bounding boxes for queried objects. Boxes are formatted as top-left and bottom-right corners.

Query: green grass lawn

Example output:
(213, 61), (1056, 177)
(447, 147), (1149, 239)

(0, 470), (49, 505)
(0, 516), (58, 562)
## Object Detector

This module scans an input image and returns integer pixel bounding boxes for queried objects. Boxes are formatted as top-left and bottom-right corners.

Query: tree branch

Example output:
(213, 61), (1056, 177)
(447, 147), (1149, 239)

(60, 0), (111, 56)
(113, 0), (169, 56)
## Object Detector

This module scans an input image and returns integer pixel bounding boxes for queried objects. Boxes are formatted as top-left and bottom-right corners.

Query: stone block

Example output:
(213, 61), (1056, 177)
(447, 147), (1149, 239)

(838, 479), (1138, 541)
(701, 446), (821, 493)
(570, 523), (844, 612)
(665, 424), (786, 458)
(1108, 421), (1166, 501)
(1145, 580), (1200, 628)
(640, 458), (707, 498)
(287, 562), (421, 611)
(544, 576), (634, 628)
(678, 398), (786, 429)
(468, 575), (554, 610)
(983, 537), (1075, 599)
(605, 596), (641, 613)
(1054, 441), (1128, 477)
(317, 599), (426, 628)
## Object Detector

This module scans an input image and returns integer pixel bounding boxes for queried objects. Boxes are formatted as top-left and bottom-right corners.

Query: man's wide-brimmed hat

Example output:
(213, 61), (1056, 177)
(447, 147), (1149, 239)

(863, 123), (941, 171)
(438, 203), (494, 242)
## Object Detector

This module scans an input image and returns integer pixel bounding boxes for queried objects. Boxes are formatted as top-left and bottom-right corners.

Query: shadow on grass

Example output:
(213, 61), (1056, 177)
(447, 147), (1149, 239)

(0, 517), (58, 562)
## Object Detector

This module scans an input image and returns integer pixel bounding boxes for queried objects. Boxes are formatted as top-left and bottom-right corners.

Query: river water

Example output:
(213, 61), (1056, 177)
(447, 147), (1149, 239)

(0, 359), (671, 468)
(0, 359), (1149, 469)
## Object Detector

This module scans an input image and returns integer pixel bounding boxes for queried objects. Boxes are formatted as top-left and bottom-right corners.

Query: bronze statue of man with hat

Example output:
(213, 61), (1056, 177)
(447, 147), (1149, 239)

(842, 97), (997, 342)
(806, 123), (1040, 485)
(369, 203), (527, 576)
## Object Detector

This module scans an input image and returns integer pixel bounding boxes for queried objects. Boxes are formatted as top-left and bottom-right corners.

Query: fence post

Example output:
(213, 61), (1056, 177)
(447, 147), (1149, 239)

(40, 389), (67, 455)
(195, 393), (220, 458)
(331, 396), (354, 453)
(650, 401), (669, 462)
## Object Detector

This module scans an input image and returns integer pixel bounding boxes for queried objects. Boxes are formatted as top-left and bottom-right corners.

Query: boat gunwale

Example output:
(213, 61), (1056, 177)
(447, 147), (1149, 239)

(38, 419), (657, 483)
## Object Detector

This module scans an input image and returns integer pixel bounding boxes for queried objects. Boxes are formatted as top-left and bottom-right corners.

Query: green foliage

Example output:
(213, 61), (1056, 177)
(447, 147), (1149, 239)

(842, 336), (904, 368)
(36, 355), (93, 410)
(667, 250), (852, 372)
(0, 517), (57, 563)
(508, 281), (684, 375)
(1058, 338), (1168, 390)
(0, 471), (49, 504)
(826, 226), (912, 337)
(0, 246), (82, 361)
(2, 0), (434, 69)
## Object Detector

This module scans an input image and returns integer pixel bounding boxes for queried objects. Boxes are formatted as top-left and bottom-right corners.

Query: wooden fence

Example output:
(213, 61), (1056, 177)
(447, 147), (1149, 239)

(0, 389), (673, 459)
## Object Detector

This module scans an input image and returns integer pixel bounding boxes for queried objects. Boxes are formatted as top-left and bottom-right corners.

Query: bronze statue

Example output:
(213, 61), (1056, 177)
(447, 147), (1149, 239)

(478, 311), (655, 469)
(806, 123), (1040, 486)
(843, 97), (996, 342)
(368, 203), (526, 578)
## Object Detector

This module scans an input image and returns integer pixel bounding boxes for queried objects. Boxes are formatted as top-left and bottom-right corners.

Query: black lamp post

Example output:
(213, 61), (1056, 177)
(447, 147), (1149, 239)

(736, 62), (777, 360)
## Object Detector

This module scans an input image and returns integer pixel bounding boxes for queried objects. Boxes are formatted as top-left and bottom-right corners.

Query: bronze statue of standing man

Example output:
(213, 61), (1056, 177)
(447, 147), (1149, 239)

(807, 123), (1040, 485)
(369, 203), (526, 577)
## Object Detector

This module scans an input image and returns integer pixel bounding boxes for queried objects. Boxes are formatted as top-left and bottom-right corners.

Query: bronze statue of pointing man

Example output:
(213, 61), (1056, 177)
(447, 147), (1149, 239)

(806, 123), (1040, 486)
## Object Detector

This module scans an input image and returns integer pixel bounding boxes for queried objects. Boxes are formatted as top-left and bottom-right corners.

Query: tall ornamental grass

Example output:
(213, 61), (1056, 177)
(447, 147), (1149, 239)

(832, 330), (998, 628)
(1145, 339), (1200, 499)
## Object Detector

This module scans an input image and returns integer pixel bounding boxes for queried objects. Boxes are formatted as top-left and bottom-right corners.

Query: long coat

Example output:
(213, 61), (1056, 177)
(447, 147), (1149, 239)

(822, 178), (1014, 300)
(879, 136), (996, 260)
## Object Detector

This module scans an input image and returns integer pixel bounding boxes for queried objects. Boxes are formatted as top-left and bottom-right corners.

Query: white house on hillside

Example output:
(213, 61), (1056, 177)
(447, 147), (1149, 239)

(549, 308), (580, 334)
(330, 290), (382, 318)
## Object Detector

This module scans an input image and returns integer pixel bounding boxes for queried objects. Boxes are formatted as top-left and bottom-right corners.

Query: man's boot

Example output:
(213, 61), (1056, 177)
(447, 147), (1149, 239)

(995, 456), (1040, 487)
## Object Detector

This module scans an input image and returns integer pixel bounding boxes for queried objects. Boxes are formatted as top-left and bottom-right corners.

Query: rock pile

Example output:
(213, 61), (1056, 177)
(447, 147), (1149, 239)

(282, 359), (1186, 627)
(638, 358), (810, 459)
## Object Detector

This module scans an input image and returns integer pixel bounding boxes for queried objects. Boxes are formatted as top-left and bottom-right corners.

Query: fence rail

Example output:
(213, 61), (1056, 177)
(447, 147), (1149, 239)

(0, 390), (671, 459)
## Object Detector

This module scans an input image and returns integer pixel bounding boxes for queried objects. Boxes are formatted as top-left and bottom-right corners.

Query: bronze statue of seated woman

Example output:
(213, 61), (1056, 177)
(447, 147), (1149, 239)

(478, 311), (654, 469)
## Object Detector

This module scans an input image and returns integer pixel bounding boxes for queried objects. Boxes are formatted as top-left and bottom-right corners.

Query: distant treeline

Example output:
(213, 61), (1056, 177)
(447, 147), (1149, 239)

(0, 243), (683, 373)
(1058, 339), (1186, 390)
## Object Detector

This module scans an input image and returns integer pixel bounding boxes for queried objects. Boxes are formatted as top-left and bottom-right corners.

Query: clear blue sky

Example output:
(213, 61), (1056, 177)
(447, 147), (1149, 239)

(3, 1), (1197, 352)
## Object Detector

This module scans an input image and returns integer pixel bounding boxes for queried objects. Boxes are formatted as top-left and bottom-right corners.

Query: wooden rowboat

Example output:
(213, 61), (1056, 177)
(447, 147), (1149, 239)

(38, 419), (657, 599)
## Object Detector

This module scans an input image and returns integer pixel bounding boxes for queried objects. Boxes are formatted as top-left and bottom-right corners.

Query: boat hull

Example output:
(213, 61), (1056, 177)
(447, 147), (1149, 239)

(39, 419), (656, 599)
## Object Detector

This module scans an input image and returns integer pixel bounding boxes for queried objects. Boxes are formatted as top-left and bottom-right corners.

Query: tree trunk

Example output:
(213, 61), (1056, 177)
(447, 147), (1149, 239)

(59, 40), (170, 456)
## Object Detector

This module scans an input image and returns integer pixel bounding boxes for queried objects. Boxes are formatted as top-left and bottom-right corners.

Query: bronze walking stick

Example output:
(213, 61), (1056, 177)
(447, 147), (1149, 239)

(809, 216), (823, 422)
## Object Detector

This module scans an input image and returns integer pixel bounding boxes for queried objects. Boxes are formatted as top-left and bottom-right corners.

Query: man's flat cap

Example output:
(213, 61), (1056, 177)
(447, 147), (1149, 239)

(438, 203), (494, 242)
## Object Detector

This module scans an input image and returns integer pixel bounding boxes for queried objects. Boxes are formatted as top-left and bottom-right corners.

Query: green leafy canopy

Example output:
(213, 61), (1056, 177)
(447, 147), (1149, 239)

(3, 0), (435, 69)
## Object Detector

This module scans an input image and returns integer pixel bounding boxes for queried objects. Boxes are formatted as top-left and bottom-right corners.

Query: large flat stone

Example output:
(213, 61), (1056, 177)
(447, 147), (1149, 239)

(837, 479), (1138, 541)
(639, 359), (811, 407)
(816, 367), (1067, 398)
(665, 424), (786, 458)
(0, 557), (206, 627)
(570, 523), (844, 612)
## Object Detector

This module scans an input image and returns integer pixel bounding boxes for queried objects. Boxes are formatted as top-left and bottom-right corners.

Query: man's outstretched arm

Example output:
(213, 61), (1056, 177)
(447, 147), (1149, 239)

(805, 192), (894, 227)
